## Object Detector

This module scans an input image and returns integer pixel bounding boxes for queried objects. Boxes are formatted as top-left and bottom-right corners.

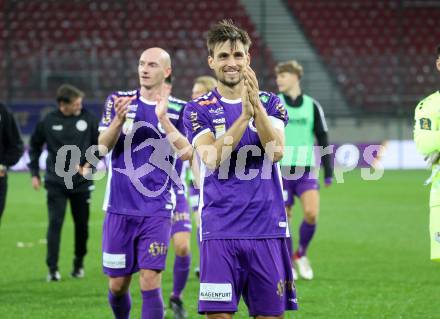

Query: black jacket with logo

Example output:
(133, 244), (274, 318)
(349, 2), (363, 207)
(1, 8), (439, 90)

(28, 108), (99, 192)
(0, 103), (24, 167)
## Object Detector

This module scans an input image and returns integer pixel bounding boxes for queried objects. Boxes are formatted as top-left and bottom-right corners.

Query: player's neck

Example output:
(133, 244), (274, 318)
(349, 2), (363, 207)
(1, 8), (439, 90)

(140, 85), (161, 101)
(286, 86), (301, 100)
(217, 81), (243, 100)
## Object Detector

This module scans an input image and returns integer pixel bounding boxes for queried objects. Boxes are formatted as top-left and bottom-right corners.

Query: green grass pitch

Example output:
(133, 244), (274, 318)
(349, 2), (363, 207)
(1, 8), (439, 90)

(0, 170), (439, 318)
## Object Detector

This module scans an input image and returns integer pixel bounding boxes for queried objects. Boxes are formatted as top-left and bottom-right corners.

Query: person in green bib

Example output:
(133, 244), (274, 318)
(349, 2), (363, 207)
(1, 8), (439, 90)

(275, 60), (333, 280)
(413, 45), (440, 262)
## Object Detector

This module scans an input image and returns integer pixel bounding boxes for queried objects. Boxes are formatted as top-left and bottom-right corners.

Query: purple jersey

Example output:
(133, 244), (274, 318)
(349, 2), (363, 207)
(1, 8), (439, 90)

(99, 89), (186, 217)
(183, 89), (289, 240)
(172, 158), (188, 205)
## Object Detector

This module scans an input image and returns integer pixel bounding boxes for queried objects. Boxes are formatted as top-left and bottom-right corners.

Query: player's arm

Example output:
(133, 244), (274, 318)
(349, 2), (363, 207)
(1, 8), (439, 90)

(245, 67), (284, 162)
(28, 120), (46, 190)
(313, 101), (333, 186)
(0, 105), (24, 167)
(414, 105), (440, 155)
(97, 96), (133, 154)
(193, 115), (251, 170)
(155, 87), (192, 161)
(184, 87), (253, 170)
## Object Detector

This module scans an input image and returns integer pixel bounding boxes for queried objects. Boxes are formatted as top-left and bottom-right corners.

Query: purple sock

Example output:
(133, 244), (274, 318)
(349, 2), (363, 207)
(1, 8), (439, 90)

(298, 220), (316, 257)
(141, 289), (164, 319)
(108, 290), (131, 319)
(172, 255), (191, 298)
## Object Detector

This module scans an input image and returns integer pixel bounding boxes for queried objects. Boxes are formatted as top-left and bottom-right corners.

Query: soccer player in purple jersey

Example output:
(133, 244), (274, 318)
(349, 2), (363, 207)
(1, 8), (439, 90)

(164, 75), (191, 319)
(183, 20), (297, 318)
(98, 48), (192, 319)
(189, 75), (217, 279)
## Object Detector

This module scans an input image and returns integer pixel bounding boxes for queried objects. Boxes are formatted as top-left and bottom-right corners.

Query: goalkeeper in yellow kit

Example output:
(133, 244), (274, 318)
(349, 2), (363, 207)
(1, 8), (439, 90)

(413, 45), (440, 262)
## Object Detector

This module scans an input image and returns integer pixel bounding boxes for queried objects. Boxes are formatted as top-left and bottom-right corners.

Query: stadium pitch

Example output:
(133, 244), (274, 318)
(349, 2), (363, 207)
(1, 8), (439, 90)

(0, 170), (438, 318)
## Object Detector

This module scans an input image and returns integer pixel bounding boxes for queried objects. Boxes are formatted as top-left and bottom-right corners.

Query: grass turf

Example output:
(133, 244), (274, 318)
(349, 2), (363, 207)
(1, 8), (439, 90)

(0, 170), (438, 318)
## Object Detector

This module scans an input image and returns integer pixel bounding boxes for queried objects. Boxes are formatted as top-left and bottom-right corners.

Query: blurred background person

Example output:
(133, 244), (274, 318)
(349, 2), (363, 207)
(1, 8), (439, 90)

(275, 60), (333, 280)
(28, 84), (99, 281)
(0, 102), (24, 224)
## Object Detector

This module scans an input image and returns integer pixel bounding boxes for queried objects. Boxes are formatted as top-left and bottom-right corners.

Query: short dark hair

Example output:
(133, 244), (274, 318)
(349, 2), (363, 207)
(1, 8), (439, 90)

(206, 19), (252, 57)
(56, 84), (84, 104)
(437, 45), (440, 57)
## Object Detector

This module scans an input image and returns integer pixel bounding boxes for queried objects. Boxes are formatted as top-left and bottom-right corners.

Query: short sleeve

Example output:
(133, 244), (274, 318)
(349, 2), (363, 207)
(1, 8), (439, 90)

(264, 93), (289, 128)
(99, 94), (116, 131)
(183, 102), (214, 146)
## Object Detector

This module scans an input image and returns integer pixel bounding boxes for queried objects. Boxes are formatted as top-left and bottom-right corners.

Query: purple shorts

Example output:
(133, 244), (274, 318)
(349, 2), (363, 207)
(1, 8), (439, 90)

(199, 238), (298, 316)
(189, 184), (200, 213)
(282, 171), (319, 207)
(171, 194), (192, 236)
(102, 212), (171, 276)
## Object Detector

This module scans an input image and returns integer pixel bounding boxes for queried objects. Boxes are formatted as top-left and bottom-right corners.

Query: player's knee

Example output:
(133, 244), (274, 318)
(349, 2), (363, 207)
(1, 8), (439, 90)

(109, 278), (130, 296)
(304, 211), (318, 224)
(139, 269), (161, 290)
(174, 241), (190, 256)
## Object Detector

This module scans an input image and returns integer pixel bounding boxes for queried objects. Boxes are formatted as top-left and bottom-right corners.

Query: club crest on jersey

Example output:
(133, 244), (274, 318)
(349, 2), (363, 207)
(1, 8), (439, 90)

(76, 120), (88, 131)
(420, 118), (431, 130)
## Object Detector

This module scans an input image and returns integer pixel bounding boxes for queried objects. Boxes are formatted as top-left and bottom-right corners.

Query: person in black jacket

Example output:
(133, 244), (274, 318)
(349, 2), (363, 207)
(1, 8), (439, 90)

(29, 84), (99, 281)
(0, 103), (24, 223)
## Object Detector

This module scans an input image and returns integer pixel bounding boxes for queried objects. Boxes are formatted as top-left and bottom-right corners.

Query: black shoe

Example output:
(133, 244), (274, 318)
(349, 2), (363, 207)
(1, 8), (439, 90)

(71, 267), (85, 278)
(194, 267), (200, 279)
(169, 296), (188, 319)
(47, 270), (61, 282)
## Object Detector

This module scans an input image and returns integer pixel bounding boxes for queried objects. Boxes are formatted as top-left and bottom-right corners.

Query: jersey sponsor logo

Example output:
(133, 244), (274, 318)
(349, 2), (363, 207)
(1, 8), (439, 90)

(199, 283), (232, 302)
(103, 252), (126, 269)
(214, 124), (226, 138)
(259, 93), (270, 103)
(278, 221), (287, 228)
(148, 241), (168, 257)
(76, 120), (88, 131)
(420, 118), (432, 130)
(190, 111), (201, 132)
(52, 125), (63, 131)
(212, 117), (225, 124)
(208, 106), (224, 116)
(276, 279), (295, 297)
(102, 99), (113, 125)
(198, 97), (218, 106)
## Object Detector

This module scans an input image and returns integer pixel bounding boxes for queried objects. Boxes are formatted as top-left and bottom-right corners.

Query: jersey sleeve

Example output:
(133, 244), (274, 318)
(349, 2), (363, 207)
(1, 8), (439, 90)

(264, 93), (289, 130)
(413, 97), (440, 156)
(99, 94), (116, 132)
(183, 101), (214, 146)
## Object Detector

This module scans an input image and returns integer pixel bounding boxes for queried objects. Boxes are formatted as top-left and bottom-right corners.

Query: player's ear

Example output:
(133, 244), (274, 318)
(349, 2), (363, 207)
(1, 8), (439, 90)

(247, 52), (251, 66)
(208, 56), (214, 70)
(164, 67), (172, 79)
